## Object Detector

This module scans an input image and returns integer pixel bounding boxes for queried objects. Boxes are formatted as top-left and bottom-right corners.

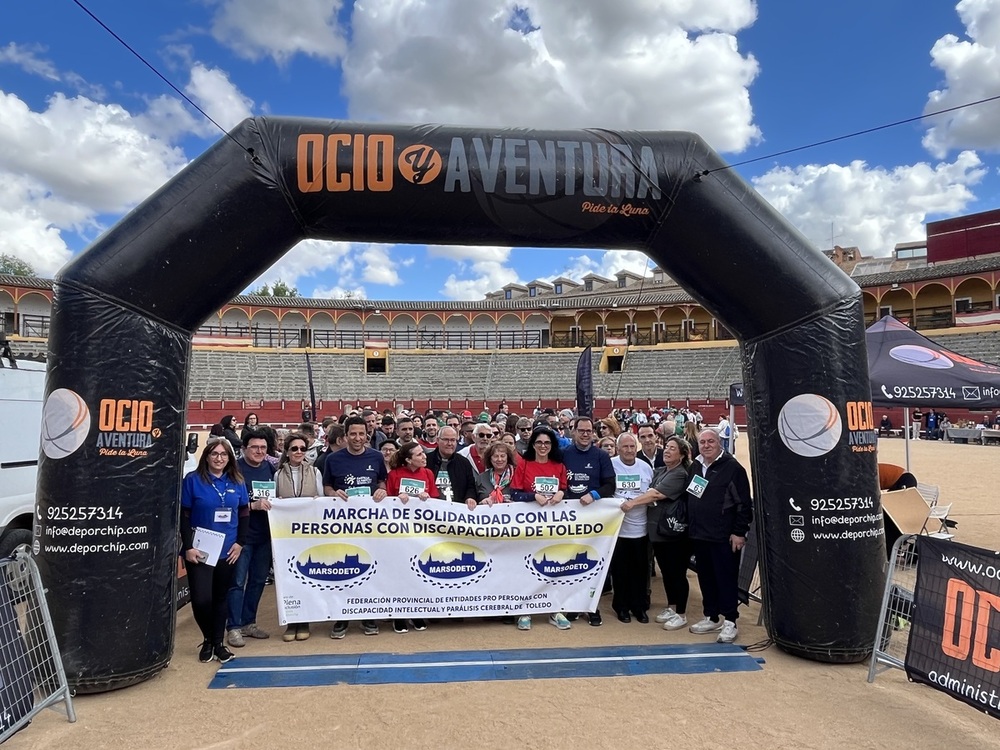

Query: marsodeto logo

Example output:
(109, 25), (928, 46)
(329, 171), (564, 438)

(526, 544), (603, 586)
(777, 393), (843, 458)
(411, 542), (492, 589)
(288, 543), (376, 591)
(41, 388), (91, 459)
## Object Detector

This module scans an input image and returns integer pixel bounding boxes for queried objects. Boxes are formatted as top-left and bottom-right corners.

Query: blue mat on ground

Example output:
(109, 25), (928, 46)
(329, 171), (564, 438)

(208, 643), (763, 688)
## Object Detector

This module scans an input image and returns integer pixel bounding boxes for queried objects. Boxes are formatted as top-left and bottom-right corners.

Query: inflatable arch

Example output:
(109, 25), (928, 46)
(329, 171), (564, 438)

(37, 120), (885, 691)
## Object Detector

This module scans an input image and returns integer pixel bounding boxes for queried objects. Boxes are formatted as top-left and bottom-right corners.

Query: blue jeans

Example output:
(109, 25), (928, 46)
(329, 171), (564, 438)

(226, 540), (272, 630)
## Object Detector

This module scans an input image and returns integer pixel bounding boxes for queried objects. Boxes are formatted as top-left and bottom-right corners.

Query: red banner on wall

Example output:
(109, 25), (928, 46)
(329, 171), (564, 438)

(905, 537), (1000, 719)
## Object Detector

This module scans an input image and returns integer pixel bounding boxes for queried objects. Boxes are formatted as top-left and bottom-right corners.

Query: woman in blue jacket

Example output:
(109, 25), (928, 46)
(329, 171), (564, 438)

(181, 437), (250, 663)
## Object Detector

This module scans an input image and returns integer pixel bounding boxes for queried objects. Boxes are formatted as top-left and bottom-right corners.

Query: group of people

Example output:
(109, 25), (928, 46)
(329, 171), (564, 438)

(182, 405), (753, 663)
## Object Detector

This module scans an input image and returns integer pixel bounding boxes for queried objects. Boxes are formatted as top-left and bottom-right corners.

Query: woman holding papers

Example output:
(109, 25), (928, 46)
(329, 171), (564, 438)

(181, 437), (250, 664)
(275, 432), (324, 642)
(386, 442), (437, 633)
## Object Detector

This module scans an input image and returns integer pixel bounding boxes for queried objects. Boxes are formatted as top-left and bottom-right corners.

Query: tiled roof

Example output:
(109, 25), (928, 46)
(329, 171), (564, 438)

(852, 255), (1000, 286)
(0, 275), (53, 290)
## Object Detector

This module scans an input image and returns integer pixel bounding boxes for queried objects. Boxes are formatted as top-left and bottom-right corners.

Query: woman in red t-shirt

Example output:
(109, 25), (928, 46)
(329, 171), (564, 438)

(509, 426), (571, 633)
(386, 442), (439, 502)
(510, 427), (567, 505)
(385, 441), (437, 634)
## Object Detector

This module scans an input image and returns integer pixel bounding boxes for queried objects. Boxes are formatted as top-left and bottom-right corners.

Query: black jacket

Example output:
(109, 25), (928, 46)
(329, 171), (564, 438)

(426, 449), (478, 504)
(686, 451), (753, 543)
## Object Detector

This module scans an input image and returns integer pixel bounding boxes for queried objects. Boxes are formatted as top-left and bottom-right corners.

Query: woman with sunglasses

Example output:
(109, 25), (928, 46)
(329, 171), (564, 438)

(181, 438), (250, 664)
(274, 432), (324, 642)
(510, 426), (570, 631)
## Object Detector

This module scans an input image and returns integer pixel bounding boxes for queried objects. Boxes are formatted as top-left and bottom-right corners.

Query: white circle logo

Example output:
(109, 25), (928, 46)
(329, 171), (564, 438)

(790, 529), (805, 543)
(888, 345), (953, 370)
(777, 393), (842, 458)
(41, 388), (91, 459)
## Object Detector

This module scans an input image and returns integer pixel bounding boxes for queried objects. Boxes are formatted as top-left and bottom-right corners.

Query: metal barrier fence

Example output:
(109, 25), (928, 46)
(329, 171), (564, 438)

(0, 550), (76, 743)
(867, 534), (918, 682)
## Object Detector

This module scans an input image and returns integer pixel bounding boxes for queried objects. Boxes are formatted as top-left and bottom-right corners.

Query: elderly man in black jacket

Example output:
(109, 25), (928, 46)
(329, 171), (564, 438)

(686, 428), (753, 644)
(425, 427), (478, 509)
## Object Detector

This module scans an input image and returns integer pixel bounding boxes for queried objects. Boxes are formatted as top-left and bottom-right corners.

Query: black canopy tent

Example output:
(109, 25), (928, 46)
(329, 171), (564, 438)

(867, 314), (1000, 467)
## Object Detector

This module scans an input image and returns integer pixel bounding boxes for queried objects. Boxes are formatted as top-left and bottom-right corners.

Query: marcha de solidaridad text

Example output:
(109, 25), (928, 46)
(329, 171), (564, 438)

(289, 505), (604, 538)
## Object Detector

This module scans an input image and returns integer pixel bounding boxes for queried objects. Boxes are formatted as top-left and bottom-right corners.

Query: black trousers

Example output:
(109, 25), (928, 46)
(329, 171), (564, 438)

(651, 538), (691, 615)
(610, 535), (649, 616)
(691, 539), (740, 622)
(185, 558), (235, 645)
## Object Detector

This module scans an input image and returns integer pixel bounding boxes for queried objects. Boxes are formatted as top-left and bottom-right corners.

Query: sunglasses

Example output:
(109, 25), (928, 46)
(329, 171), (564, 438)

(287, 446), (307, 453)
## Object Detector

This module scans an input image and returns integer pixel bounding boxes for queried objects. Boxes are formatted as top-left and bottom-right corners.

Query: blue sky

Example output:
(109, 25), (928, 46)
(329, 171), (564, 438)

(2, 1), (999, 300)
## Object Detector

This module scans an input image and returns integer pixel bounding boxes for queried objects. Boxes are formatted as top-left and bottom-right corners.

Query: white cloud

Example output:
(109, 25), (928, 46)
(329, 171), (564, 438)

(0, 174), (77, 276)
(185, 63), (254, 131)
(0, 42), (59, 80)
(0, 92), (187, 212)
(923, 0), (1000, 157)
(209, 0), (347, 64)
(360, 245), (403, 286)
(343, 0), (761, 153)
(251, 239), (355, 292)
(0, 91), (192, 273)
(429, 244), (521, 299)
(553, 249), (653, 283)
(311, 283), (367, 299)
(751, 151), (986, 255)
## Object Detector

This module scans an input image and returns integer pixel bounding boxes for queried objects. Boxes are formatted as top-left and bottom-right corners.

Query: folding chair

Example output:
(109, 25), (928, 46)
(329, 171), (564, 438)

(916, 483), (940, 509)
(921, 503), (954, 539)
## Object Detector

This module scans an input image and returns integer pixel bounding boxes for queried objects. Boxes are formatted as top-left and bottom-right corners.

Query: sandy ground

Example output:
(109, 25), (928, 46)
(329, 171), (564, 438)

(8, 437), (1000, 749)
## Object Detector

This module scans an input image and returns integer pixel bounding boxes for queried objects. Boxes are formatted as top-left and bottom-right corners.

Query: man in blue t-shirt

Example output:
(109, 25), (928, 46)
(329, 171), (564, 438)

(560, 416), (616, 627)
(323, 417), (388, 501)
(322, 416), (387, 638)
(226, 430), (276, 648)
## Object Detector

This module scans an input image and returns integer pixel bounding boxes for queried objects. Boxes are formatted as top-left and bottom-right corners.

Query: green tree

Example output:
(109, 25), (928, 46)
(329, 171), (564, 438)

(0, 254), (35, 276)
(251, 279), (298, 297)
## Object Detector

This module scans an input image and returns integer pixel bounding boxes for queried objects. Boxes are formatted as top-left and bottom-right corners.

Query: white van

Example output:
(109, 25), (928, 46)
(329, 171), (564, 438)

(0, 358), (45, 557)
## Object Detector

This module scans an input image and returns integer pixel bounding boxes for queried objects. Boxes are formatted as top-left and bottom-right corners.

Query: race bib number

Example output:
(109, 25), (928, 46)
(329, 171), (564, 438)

(251, 481), (275, 502)
(534, 476), (559, 495)
(616, 473), (640, 492)
(346, 486), (372, 498)
(399, 478), (426, 495)
(687, 474), (709, 498)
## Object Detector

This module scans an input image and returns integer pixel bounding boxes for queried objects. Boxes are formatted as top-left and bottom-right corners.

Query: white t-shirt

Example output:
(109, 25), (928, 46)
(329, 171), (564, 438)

(611, 456), (653, 538)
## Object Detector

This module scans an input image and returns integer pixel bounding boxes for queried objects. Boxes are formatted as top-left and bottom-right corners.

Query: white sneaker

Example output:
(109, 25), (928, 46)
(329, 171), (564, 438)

(688, 617), (724, 634)
(517, 616), (532, 631)
(226, 628), (245, 648)
(717, 620), (738, 643)
(654, 607), (676, 624)
(549, 613), (572, 630)
(661, 612), (687, 631)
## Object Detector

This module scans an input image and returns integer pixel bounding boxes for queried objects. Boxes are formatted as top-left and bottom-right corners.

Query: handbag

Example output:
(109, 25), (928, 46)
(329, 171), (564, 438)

(656, 495), (688, 537)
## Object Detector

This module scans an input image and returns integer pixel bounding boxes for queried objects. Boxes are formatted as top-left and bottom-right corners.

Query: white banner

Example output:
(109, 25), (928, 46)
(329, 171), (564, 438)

(268, 497), (623, 623)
